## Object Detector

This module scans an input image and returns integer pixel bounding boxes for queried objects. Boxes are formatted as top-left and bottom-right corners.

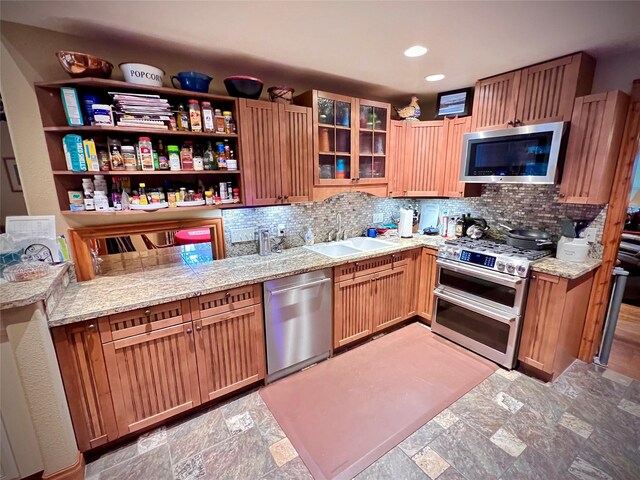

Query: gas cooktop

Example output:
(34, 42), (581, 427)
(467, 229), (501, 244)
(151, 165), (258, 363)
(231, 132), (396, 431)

(438, 238), (552, 277)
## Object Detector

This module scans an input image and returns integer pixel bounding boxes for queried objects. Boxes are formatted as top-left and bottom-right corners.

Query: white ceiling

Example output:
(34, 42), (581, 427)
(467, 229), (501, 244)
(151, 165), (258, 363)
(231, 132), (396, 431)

(2, 0), (640, 102)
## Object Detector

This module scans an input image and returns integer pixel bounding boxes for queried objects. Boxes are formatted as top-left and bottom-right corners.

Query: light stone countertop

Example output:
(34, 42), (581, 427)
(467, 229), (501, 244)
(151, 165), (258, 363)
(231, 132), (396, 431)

(0, 263), (70, 310)
(48, 234), (602, 328)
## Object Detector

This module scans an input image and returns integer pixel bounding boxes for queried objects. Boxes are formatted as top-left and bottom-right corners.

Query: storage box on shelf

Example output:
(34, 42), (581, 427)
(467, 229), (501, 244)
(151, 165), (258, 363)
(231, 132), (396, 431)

(35, 78), (246, 215)
(295, 90), (391, 201)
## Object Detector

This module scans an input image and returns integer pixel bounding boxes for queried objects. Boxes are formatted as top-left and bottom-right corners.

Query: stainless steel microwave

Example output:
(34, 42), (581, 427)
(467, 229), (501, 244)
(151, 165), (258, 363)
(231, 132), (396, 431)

(460, 121), (566, 184)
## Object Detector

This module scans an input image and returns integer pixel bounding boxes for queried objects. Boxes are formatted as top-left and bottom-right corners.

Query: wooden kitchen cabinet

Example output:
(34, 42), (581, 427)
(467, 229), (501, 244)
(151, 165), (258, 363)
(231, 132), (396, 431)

(406, 121), (447, 196)
(471, 52), (594, 131)
(194, 304), (266, 403)
(560, 90), (629, 204)
(417, 248), (438, 323)
(103, 322), (201, 436)
(52, 321), (118, 452)
(442, 117), (481, 198)
(239, 99), (313, 205)
(404, 248), (422, 318)
(518, 270), (595, 380)
(355, 98), (391, 185)
(334, 273), (374, 348)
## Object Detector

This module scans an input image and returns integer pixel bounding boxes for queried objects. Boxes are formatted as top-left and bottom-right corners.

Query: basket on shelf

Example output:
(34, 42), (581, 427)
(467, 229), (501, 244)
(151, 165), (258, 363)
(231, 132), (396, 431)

(268, 86), (295, 104)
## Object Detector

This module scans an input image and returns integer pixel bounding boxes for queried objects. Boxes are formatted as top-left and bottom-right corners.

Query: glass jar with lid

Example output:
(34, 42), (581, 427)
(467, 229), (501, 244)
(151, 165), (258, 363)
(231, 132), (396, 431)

(201, 102), (215, 132)
(188, 100), (202, 132)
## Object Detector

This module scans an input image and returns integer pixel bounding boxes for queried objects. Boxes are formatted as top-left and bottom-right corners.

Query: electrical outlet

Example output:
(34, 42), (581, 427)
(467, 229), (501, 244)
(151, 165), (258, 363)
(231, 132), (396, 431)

(230, 227), (256, 244)
(584, 227), (597, 243)
(372, 212), (383, 223)
(277, 224), (286, 237)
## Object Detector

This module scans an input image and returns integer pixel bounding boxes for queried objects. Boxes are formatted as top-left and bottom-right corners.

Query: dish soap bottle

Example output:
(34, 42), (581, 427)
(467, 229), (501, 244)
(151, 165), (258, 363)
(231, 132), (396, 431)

(304, 227), (314, 246)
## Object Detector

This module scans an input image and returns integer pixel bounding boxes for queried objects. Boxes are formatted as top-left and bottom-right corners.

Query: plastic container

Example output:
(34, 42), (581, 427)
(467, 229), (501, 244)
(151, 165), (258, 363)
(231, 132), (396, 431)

(188, 100), (202, 132)
(336, 158), (346, 179)
(3, 260), (49, 282)
(201, 102), (215, 132)
(168, 145), (181, 171)
(138, 137), (154, 170)
(122, 145), (137, 171)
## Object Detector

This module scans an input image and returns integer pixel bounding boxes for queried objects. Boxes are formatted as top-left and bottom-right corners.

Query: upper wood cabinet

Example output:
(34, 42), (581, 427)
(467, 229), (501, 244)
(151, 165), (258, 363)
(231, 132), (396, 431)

(239, 99), (312, 205)
(471, 52), (595, 131)
(295, 90), (390, 187)
(441, 117), (481, 198)
(52, 321), (118, 452)
(389, 118), (479, 198)
(518, 271), (595, 380)
(560, 90), (630, 204)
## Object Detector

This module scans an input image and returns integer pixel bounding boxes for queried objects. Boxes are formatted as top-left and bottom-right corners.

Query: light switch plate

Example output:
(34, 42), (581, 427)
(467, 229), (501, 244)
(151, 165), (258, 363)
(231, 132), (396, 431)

(584, 227), (597, 243)
(231, 227), (256, 243)
(372, 213), (383, 223)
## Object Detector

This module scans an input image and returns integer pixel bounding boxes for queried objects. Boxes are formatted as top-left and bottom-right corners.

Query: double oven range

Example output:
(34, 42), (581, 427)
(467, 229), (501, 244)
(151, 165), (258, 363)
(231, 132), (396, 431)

(431, 238), (551, 369)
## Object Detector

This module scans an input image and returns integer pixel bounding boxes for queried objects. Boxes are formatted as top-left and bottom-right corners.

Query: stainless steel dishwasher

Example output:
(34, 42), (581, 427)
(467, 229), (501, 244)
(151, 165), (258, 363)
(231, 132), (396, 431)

(263, 268), (332, 382)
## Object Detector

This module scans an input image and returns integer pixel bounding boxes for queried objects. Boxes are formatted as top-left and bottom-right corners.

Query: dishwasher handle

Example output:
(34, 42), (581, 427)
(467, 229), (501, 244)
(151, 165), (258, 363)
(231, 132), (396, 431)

(267, 277), (332, 296)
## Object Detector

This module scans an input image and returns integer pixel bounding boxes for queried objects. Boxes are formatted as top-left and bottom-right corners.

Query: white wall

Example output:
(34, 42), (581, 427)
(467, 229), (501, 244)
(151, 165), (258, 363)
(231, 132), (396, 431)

(592, 49), (640, 94)
(0, 121), (28, 229)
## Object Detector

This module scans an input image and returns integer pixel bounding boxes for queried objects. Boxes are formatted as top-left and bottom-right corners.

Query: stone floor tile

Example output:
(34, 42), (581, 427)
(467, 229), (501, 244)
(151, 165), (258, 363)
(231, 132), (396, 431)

(412, 446), (450, 479)
(173, 454), (206, 480)
(568, 457), (613, 480)
(581, 429), (640, 480)
(489, 427), (527, 457)
(399, 421), (445, 457)
(268, 437), (298, 467)
(166, 407), (230, 463)
(494, 391), (523, 413)
(355, 447), (428, 480)
(249, 398), (286, 445)
(495, 368), (521, 381)
(137, 426), (167, 454)
(433, 409), (459, 429)
(551, 371), (584, 400)
(500, 446), (563, 480)
(201, 427), (276, 480)
(558, 412), (594, 439)
(560, 362), (627, 406)
(593, 403), (640, 446)
(566, 391), (615, 426)
(506, 375), (571, 422)
(449, 390), (513, 438)
(618, 398), (640, 417)
(85, 441), (139, 479)
(624, 380), (640, 404)
(99, 444), (172, 480)
(601, 368), (633, 387)
(473, 373), (512, 399)
(429, 421), (512, 480)
(225, 411), (255, 435)
(435, 467), (467, 480)
(261, 457), (313, 480)
(220, 389), (263, 419)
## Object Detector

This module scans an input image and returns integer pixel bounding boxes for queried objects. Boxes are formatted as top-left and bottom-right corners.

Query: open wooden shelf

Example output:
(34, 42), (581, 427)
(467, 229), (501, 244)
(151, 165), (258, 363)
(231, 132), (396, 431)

(36, 77), (237, 103)
(44, 126), (238, 138)
(60, 203), (242, 216)
(52, 170), (241, 176)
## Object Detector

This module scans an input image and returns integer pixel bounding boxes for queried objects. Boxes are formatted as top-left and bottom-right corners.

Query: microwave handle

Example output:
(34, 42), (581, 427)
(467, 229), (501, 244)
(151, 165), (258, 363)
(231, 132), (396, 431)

(434, 289), (517, 325)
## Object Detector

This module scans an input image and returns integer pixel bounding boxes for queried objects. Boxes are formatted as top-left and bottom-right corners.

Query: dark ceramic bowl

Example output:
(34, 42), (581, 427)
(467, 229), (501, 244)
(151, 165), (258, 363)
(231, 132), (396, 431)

(223, 76), (264, 99)
(56, 51), (113, 79)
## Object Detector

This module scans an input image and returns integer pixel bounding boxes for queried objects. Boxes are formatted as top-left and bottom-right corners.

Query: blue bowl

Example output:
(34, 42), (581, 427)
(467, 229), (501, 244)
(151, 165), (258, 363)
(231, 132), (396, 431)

(171, 71), (213, 93)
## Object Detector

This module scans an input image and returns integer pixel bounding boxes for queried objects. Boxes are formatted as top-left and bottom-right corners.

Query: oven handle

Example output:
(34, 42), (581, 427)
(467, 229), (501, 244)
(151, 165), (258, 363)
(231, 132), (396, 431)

(434, 289), (517, 325)
(436, 259), (523, 287)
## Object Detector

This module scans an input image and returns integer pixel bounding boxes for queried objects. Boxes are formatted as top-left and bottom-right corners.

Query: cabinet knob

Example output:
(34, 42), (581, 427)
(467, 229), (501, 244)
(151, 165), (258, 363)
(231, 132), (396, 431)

(514, 119), (522, 125)
(88, 323), (96, 331)
(195, 325), (202, 332)
(276, 195), (283, 201)
(558, 193), (566, 198)
(283, 195), (289, 202)
(507, 120), (514, 126)
(186, 328), (193, 334)
(225, 292), (231, 298)
(354, 262), (360, 267)
(144, 309), (151, 318)
(532, 274), (537, 279)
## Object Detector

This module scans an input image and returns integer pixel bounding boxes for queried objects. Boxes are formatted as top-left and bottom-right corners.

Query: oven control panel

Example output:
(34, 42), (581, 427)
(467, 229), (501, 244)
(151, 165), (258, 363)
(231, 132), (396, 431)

(437, 246), (531, 277)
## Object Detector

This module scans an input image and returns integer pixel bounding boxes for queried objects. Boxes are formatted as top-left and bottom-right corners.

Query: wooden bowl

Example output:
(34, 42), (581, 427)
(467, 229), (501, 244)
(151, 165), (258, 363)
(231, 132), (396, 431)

(56, 51), (113, 79)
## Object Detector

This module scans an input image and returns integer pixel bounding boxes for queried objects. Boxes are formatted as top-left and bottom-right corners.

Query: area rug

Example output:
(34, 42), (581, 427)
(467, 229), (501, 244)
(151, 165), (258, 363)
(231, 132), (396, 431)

(260, 322), (497, 480)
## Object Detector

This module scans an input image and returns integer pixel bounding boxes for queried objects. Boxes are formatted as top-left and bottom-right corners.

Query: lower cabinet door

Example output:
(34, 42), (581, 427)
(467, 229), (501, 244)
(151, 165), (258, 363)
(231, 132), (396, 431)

(52, 321), (118, 451)
(103, 323), (201, 435)
(418, 249), (438, 322)
(404, 248), (422, 318)
(334, 274), (374, 348)
(194, 304), (266, 403)
(372, 265), (408, 332)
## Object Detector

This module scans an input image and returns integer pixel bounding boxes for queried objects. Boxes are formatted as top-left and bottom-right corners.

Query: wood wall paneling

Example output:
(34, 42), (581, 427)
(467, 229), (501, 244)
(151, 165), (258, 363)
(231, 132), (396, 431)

(579, 79), (640, 361)
(52, 322), (118, 451)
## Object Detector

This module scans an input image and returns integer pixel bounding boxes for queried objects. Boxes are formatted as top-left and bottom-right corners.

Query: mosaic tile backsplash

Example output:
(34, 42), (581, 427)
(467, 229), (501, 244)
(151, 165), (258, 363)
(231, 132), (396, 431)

(222, 185), (607, 257)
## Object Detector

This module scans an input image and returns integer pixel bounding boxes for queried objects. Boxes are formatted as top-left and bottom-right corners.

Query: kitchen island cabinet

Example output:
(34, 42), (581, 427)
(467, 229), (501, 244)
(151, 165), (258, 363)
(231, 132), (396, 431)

(518, 270), (595, 380)
(471, 52), (594, 131)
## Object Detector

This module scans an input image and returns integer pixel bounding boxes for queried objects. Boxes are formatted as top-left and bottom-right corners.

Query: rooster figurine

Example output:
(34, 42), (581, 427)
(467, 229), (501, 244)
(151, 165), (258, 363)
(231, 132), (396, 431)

(394, 96), (421, 121)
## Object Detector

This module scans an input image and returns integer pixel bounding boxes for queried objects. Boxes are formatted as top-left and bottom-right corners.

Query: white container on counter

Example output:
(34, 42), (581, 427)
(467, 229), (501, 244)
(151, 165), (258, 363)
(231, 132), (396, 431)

(556, 237), (589, 263)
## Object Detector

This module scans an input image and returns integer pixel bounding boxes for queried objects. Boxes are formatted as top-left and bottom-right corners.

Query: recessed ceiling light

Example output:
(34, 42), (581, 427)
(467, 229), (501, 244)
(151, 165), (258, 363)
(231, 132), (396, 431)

(404, 46), (428, 57)
(425, 74), (445, 82)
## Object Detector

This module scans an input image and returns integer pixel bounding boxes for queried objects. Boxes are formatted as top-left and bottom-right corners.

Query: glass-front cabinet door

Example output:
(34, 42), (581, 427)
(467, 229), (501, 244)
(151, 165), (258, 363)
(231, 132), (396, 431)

(356, 99), (390, 184)
(314, 91), (355, 185)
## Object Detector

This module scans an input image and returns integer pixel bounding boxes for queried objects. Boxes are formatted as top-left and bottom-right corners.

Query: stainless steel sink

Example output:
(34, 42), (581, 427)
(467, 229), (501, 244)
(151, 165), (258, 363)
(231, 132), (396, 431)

(304, 237), (397, 258)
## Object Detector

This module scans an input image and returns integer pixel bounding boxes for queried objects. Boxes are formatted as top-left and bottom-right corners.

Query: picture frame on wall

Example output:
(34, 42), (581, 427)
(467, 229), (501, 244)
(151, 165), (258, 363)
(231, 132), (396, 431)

(3, 157), (22, 192)
(435, 87), (474, 119)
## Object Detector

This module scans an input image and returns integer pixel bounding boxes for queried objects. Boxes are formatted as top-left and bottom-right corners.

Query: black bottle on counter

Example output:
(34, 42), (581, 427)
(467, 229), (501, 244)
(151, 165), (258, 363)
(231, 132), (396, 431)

(455, 215), (466, 237)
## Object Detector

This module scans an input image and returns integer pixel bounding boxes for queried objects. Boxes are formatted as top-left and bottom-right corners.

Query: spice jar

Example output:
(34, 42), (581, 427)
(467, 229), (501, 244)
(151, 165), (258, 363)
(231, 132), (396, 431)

(180, 142), (194, 170)
(176, 104), (189, 131)
(167, 145), (181, 171)
(201, 102), (215, 133)
(108, 138), (125, 170)
(122, 144), (137, 171)
(188, 100), (202, 132)
(138, 137), (154, 170)
(223, 111), (233, 134)
(214, 109), (226, 133)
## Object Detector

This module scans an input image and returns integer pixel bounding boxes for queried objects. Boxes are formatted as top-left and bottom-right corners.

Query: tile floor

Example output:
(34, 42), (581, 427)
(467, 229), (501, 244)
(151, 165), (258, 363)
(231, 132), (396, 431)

(85, 360), (640, 480)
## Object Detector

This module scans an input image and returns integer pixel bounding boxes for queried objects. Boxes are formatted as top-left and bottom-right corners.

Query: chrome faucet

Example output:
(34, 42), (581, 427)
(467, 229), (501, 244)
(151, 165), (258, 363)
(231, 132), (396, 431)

(336, 212), (346, 241)
(256, 227), (272, 256)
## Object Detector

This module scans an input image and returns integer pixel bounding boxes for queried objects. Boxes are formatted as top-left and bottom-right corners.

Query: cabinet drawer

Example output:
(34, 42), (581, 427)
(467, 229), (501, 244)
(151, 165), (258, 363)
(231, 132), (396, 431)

(99, 300), (191, 343)
(335, 252), (408, 282)
(190, 284), (262, 319)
